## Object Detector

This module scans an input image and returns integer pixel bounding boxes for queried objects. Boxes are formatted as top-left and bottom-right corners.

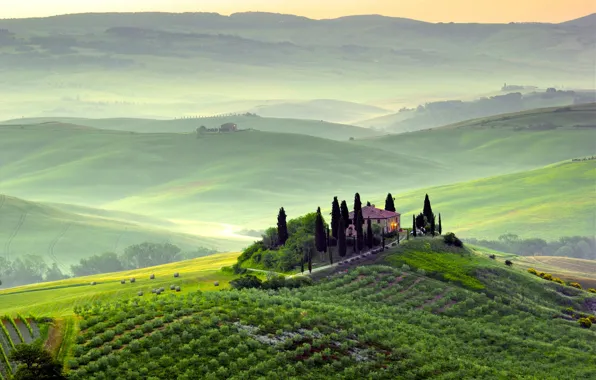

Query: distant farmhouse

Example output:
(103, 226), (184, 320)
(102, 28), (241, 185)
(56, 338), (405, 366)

(196, 123), (240, 135)
(346, 205), (401, 237)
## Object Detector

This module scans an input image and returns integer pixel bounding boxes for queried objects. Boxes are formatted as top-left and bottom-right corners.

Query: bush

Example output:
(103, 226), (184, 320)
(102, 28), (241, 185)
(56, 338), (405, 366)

(570, 282), (582, 289)
(553, 278), (565, 285)
(401, 264), (411, 272)
(229, 275), (262, 290)
(505, 260), (513, 267)
(444, 233), (463, 247)
(542, 273), (553, 281)
(578, 318), (592, 329)
(588, 288), (596, 293)
(527, 268), (538, 275)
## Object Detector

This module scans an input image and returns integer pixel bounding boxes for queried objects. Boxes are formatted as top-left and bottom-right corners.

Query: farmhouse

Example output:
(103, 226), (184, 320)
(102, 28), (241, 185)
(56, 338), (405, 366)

(348, 205), (400, 234)
(219, 123), (238, 132)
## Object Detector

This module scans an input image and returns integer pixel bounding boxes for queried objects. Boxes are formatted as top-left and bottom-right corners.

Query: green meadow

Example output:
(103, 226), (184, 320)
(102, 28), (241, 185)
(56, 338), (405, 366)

(0, 252), (241, 317)
(389, 160), (596, 239)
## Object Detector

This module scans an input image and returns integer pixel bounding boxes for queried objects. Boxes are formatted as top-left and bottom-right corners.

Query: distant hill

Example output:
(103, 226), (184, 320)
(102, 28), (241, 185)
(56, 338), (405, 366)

(246, 99), (390, 124)
(561, 13), (596, 27)
(0, 12), (594, 120)
(356, 90), (596, 132)
(0, 194), (245, 267)
(388, 160), (596, 240)
(1, 105), (593, 235)
(0, 116), (381, 141)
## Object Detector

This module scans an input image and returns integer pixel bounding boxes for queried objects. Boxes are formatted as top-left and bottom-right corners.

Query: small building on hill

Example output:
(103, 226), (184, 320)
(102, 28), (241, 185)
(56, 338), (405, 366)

(219, 123), (238, 132)
(348, 205), (400, 234)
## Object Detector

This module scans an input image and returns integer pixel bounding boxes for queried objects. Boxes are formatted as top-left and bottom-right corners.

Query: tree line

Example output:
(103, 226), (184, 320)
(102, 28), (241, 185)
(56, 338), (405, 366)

(465, 235), (596, 260)
(0, 243), (217, 288)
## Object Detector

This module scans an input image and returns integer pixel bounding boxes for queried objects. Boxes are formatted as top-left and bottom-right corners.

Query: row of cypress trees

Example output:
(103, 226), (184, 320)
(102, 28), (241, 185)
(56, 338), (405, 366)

(275, 192), (403, 273)
(411, 194), (442, 237)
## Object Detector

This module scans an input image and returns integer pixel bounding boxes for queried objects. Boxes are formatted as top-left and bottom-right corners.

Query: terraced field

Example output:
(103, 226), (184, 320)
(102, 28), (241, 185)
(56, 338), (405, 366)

(0, 316), (45, 379)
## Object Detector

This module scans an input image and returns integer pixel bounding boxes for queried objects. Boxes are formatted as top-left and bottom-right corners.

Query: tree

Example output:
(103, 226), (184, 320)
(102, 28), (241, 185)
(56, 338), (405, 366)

(423, 194), (434, 227)
(327, 227), (333, 265)
(44, 263), (68, 282)
(331, 197), (341, 239)
(384, 193), (396, 212)
(415, 213), (427, 230)
(354, 193), (364, 251)
(366, 218), (374, 249)
(366, 201), (371, 206)
(430, 214), (436, 236)
(438, 213), (443, 235)
(340, 200), (350, 229)
(337, 217), (347, 258)
(315, 207), (327, 253)
(9, 342), (66, 379)
(120, 243), (181, 269)
(412, 215), (417, 237)
(277, 207), (289, 246)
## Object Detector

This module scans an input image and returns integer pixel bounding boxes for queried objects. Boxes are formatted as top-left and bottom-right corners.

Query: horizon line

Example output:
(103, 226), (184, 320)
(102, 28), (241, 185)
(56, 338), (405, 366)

(1, 10), (593, 24)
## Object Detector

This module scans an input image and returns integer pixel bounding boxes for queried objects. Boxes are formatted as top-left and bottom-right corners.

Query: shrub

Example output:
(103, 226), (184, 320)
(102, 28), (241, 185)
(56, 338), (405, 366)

(588, 315), (596, 323)
(578, 318), (592, 329)
(542, 273), (553, 281)
(505, 260), (513, 267)
(489, 254), (496, 260)
(444, 233), (463, 247)
(229, 275), (262, 290)
(527, 268), (538, 275)
(570, 282), (582, 289)
(588, 288), (596, 293)
(401, 264), (411, 272)
(553, 278), (565, 285)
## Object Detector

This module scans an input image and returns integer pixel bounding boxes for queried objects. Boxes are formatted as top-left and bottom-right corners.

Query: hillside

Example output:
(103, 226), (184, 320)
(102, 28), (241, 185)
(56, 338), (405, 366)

(0, 12), (594, 120)
(387, 160), (596, 240)
(2, 238), (595, 379)
(0, 116), (381, 141)
(0, 194), (245, 268)
(1, 107), (594, 235)
(356, 91), (596, 132)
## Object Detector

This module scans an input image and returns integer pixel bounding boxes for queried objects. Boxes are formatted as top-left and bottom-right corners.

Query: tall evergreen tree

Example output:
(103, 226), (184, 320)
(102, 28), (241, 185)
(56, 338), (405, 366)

(307, 248), (312, 273)
(340, 200), (350, 229)
(327, 226), (333, 264)
(385, 193), (396, 212)
(338, 217), (347, 258)
(366, 201), (372, 206)
(331, 197), (341, 239)
(366, 218), (374, 249)
(438, 213), (443, 235)
(354, 193), (364, 251)
(277, 207), (289, 246)
(315, 207), (327, 253)
(430, 214), (436, 236)
(412, 215), (417, 237)
(423, 194), (434, 226)
(300, 258), (304, 274)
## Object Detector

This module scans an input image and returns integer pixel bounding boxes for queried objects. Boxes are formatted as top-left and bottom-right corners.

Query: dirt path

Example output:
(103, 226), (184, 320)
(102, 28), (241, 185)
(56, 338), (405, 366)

(44, 320), (65, 356)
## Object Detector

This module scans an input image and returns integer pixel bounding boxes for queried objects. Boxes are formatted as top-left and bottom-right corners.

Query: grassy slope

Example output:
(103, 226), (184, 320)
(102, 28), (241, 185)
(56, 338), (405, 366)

(0, 115), (382, 141)
(22, 238), (596, 379)
(388, 160), (596, 239)
(0, 194), (244, 267)
(0, 252), (241, 317)
(0, 124), (438, 227)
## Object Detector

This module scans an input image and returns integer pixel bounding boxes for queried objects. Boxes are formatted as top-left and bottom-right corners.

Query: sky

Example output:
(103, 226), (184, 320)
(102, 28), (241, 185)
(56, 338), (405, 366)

(1, 0), (594, 23)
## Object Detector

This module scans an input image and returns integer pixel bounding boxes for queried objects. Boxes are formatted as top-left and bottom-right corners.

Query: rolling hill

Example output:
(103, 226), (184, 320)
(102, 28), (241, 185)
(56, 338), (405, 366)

(0, 116), (381, 141)
(1, 104), (594, 236)
(387, 160), (596, 240)
(0, 12), (594, 121)
(0, 194), (247, 268)
(1, 238), (595, 379)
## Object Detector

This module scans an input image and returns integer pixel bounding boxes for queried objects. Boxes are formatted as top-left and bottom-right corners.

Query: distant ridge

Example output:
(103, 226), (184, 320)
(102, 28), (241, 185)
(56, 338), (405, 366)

(560, 13), (596, 27)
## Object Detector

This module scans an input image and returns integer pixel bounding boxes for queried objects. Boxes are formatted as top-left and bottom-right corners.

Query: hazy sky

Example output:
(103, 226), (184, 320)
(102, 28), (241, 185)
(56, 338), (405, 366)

(2, 0), (594, 23)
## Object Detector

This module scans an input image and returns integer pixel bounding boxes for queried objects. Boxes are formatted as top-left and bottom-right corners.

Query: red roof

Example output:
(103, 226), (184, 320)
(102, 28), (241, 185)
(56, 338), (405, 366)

(349, 206), (400, 220)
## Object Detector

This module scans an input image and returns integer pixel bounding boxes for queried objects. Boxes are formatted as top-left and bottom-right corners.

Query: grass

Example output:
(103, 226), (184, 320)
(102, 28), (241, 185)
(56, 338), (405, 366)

(1, 116), (383, 141)
(512, 255), (596, 289)
(0, 194), (243, 268)
(383, 238), (487, 289)
(0, 252), (241, 317)
(387, 160), (596, 239)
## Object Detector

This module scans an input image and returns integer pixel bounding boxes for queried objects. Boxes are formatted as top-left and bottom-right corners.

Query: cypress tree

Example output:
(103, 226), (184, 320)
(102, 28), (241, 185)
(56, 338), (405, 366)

(315, 207), (327, 253)
(331, 197), (341, 239)
(327, 226), (333, 264)
(423, 194), (434, 226)
(382, 230), (386, 250)
(366, 218), (374, 249)
(277, 207), (289, 245)
(308, 247), (312, 274)
(438, 214), (443, 235)
(338, 217), (347, 258)
(366, 201), (371, 207)
(340, 200), (350, 229)
(412, 214), (417, 237)
(301, 258), (304, 274)
(385, 193), (396, 212)
(354, 193), (364, 251)
(430, 213), (436, 236)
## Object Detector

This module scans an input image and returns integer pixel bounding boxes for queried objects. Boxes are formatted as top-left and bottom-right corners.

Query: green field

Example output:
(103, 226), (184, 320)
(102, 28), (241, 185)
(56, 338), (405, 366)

(0, 194), (246, 267)
(0, 115), (383, 141)
(7, 238), (595, 379)
(0, 252), (241, 317)
(389, 160), (596, 239)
